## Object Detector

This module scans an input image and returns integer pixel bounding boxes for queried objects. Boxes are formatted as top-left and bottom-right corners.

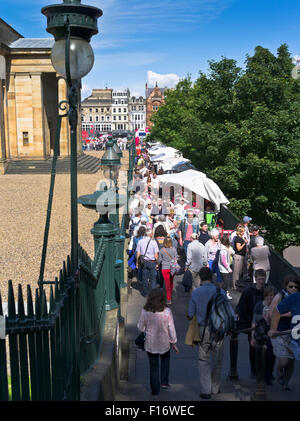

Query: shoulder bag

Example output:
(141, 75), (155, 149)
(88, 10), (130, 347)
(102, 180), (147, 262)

(138, 239), (151, 268)
(162, 247), (181, 276)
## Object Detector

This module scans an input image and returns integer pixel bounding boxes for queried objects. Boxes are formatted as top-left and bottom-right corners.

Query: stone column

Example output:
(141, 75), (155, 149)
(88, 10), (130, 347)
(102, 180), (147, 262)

(57, 76), (70, 157)
(57, 76), (82, 157)
(6, 73), (18, 158)
(31, 73), (45, 158)
(0, 55), (7, 174)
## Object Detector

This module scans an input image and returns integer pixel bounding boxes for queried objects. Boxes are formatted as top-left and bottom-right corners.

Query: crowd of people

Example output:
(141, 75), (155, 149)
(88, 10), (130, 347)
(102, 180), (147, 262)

(82, 135), (128, 151)
(126, 139), (300, 399)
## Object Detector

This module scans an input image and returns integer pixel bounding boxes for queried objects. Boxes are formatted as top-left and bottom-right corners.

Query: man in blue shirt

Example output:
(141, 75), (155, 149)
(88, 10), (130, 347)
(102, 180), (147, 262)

(269, 289), (300, 362)
(187, 267), (228, 399)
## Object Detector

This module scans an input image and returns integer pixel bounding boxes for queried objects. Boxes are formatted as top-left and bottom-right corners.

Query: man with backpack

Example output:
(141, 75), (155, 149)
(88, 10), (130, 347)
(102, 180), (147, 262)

(187, 267), (235, 399)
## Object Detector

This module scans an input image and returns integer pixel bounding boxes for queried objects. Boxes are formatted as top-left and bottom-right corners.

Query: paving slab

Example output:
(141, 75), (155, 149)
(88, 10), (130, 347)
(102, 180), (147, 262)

(117, 273), (300, 402)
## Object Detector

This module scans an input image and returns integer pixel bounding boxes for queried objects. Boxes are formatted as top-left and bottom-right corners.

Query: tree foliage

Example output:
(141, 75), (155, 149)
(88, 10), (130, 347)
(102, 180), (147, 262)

(148, 44), (300, 253)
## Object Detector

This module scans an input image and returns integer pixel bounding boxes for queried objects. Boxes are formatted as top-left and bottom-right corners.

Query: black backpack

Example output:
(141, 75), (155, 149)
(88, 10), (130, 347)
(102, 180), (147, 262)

(201, 286), (235, 349)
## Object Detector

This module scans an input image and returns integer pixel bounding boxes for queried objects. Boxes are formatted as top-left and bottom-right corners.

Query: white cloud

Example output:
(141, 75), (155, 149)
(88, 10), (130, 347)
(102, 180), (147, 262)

(81, 84), (92, 100)
(147, 71), (180, 89)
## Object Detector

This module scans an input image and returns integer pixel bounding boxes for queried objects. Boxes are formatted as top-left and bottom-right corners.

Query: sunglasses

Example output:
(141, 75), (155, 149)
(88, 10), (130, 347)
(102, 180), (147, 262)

(287, 285), (299, 290)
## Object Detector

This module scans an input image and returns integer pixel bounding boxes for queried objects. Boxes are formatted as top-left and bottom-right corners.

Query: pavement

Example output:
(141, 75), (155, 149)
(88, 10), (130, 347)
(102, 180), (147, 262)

(116, 271), (300, 402)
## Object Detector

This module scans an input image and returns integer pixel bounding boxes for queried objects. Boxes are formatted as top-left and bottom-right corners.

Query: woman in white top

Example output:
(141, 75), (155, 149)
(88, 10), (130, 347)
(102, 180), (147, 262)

(137, 288), (179, 396)
(205, 228), (221, 268)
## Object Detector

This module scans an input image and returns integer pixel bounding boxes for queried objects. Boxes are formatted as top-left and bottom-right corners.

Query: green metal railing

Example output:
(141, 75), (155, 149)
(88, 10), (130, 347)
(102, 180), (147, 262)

(0, 146), (133, 401)
(0, 243), (111, 401)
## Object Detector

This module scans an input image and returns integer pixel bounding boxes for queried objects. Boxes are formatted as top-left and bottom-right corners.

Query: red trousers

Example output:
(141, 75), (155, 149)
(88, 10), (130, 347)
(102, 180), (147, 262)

(161, 269), (174, 301)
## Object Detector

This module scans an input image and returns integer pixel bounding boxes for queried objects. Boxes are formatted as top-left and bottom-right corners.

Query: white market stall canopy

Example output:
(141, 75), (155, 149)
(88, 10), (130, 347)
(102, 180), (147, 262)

(158, 157), (190, 171)
(157, 169), (229, 211)
(148, 146), (180, 156)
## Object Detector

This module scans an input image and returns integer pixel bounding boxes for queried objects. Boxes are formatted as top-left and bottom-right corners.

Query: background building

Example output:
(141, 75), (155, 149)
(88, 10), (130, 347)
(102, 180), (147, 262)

(129, 96), (146, 132)
(111, 89), (130, 132)
(0, 18), (77, 174)
(146, 82), (166, 130)
(81, 88), (113, 134)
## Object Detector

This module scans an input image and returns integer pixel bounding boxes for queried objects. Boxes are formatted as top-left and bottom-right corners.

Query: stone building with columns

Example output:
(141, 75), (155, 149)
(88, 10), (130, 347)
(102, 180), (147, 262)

(0, 19), (81, 175)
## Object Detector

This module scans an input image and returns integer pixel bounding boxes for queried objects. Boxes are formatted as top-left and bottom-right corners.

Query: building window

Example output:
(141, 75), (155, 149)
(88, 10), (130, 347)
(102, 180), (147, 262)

(89, 108), (92, 112)
(101, 108), (104, 113)
(89, 116), (93, 122)
(106, 108), (109, 112)
(119, 116), (121, 120)
(81, 115), (84, 122)
(23, 132), (29, 146)
(124, 116), (126, 120)
(113, 108), (116, 113)
(95, 108), (98, 113)
(113, 116), (116, 121)
(124, 108), (126, 113)
(101, 116), (104, 121)
(118, 108), (121, 113)
(107, 115), (110, 121)
(95, 115), (99, 122)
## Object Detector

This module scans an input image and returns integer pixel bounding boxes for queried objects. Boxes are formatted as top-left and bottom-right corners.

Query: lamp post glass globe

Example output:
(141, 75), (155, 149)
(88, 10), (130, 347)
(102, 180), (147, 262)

(102, 165), (120, 185)
(51, 38), (94, 79)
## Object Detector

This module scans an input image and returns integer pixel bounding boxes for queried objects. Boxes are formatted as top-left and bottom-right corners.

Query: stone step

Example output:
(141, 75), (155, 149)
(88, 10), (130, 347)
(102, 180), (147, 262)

(5, 153), (101, 174)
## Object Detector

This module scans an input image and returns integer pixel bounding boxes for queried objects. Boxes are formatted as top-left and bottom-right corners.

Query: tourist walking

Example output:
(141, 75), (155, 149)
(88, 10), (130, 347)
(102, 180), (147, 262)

(235, 269), (266, 378)
(199, 221), (210, 246)
(269, 275), (300, 390)
(232, 225), (247, 289)
(187, 267), (228, 399)
(178, 209), (200, 257)
(166, 208), (178, 248)
(269, 281), (300, 364)
(250, 236), (271, 283)
(136, 229), (160, 297)
(185, 233), (207, 290)
(204, 228), (220, 270)
(218, 235), (234, 299)
(159, 237), (178, 304)
(137, 288), (179, 396)
(250, 286), (276, 385)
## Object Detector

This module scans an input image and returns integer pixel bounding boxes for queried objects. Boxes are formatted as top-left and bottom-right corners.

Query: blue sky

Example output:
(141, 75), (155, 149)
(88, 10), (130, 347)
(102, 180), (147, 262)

(2, 0), (300, 98)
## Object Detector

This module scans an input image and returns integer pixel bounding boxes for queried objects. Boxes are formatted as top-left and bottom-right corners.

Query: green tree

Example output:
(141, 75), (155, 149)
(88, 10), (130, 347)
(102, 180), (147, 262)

(148, 44), (300, 253)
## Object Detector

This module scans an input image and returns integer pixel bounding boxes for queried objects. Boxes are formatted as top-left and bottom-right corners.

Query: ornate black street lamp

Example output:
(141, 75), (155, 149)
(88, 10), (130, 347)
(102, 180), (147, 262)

(112, 135), (123, 158)
(42, 0), (102, 280)
(100, 140), (121, 225)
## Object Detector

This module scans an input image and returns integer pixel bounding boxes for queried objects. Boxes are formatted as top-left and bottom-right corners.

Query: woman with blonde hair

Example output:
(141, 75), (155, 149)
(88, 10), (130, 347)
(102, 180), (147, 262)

(137, 288), (179, 395)
(232, 225), (247, 289)
(159, 236), (178, 304)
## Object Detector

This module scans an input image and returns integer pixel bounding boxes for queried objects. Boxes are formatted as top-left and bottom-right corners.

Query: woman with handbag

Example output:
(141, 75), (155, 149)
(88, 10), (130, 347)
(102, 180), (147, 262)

(159, 236), (179, 305)
(137, 288), (179, 396)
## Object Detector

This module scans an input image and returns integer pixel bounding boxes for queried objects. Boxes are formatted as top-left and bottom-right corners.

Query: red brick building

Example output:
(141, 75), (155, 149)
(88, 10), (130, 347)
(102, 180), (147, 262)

(145, 82), (166, 130)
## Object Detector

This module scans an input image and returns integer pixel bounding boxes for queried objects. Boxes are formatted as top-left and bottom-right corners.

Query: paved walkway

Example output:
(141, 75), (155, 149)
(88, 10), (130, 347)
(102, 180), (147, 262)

(117, 274), (300, 402)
